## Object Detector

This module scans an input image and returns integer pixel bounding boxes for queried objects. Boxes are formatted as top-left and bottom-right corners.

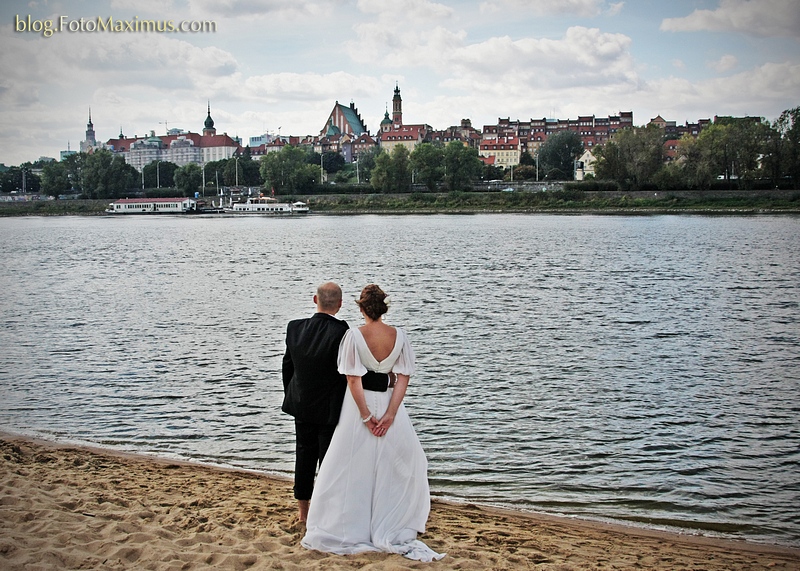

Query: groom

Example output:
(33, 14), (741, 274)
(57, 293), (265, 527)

(282, 282), (349, 523)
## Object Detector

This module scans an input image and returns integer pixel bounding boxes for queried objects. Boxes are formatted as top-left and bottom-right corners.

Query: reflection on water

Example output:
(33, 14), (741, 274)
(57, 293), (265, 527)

(1, 213), (798, 546)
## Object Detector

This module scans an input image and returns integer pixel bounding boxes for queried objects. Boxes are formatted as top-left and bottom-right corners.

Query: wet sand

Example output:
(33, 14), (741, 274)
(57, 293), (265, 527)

(1, 433), (798, 570)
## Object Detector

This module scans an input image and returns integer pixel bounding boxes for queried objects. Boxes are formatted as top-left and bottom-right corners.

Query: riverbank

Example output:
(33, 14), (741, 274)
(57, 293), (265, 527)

(2, 433), (798, 570)
(1, 190), (799, 216)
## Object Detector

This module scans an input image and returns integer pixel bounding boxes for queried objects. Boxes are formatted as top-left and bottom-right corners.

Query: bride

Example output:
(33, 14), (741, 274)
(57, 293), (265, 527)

(301, 284), (445, 562)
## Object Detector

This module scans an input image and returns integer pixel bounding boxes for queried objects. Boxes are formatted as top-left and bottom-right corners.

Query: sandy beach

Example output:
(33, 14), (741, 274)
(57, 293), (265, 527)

(1, 433), (798, 571)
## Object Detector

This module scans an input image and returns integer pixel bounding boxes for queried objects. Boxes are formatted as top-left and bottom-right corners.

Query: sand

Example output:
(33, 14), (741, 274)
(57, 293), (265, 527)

(1, 433), (798, 571)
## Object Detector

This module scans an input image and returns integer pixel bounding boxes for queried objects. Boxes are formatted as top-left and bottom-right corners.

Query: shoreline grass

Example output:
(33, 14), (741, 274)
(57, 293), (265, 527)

(2, 191), (799, 216)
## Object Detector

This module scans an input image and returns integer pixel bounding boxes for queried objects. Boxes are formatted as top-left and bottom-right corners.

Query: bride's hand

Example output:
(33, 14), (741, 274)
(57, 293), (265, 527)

(372, 413), (395, 437)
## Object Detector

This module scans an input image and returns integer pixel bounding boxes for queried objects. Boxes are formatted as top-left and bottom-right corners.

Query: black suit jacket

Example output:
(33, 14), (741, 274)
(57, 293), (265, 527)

(282, 312), (349, 425)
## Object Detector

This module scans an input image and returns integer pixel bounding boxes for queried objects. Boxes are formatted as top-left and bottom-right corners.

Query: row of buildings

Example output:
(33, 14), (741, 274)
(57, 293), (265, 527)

(68, 84), (723, 176)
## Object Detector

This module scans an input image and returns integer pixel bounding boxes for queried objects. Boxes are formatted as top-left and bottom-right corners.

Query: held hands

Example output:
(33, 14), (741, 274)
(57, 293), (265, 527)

(373, 413), (395, 437)
(362, 413), (395, 437)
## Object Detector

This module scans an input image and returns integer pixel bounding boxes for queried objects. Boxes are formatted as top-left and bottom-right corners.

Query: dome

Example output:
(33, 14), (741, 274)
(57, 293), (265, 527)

(380, 110), (391, 125)
(204, 102), (215, 130)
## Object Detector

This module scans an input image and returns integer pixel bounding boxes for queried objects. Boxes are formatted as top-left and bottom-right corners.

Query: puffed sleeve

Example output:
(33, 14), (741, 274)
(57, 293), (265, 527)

(337, 329), (368, 376)
(390, 328), (416, 376)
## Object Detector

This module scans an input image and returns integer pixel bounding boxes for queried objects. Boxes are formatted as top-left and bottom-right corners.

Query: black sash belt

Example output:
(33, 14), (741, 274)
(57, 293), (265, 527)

(361, 370), (389, 392)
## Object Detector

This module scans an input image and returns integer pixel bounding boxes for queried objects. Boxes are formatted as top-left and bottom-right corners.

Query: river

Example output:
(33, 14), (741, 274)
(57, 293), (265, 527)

(0, 213), (798, 546)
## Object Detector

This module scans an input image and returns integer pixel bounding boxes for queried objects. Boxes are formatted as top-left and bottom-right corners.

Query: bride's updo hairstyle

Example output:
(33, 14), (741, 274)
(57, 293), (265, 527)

(356, 284), (389, 320)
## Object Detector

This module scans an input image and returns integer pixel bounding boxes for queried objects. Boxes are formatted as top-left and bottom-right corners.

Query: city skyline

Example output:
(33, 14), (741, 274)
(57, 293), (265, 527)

(1, 0), (799, 166)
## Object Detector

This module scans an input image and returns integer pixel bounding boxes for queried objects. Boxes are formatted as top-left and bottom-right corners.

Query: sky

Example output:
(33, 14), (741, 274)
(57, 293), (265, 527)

(1, 0), (799, 166)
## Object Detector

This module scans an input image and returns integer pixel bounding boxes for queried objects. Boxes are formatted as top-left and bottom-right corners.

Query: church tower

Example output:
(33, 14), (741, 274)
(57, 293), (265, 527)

(392, 83), (402, 126)
(80, 108), (97, 153)
(380, 106), (392, 133)
(203, 102), (216, 136)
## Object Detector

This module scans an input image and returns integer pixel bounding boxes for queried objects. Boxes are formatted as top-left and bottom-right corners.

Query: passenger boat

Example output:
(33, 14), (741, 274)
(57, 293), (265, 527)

(106, 198), (197, 214)
(222, 196), (309, 215)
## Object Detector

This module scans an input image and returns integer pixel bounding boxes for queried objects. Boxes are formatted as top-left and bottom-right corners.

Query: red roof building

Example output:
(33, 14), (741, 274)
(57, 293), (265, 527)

(378, 84), (432, 153)
(104, 104), (241, 171)
(479, 136), (521, 167)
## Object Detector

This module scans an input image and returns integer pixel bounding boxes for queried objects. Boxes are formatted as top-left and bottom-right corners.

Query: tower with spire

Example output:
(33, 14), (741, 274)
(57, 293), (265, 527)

(203, 102), (216, 136)
(377, 83), (431, 154)
(392, 83), (402, 126)
(80, 108), (97, 153)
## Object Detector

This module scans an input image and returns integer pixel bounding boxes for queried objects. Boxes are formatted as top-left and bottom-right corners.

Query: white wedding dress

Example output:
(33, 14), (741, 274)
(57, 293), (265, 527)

(301, 327), (445, 562)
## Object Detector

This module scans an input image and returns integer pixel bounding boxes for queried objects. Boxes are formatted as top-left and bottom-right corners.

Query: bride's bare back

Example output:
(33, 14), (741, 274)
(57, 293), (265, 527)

(359, 322), (397, 362)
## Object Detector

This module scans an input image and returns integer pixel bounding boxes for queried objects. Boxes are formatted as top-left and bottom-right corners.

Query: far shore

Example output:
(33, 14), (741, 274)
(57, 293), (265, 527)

(1, 188), (799, 217)
(2, 432), (799, 570)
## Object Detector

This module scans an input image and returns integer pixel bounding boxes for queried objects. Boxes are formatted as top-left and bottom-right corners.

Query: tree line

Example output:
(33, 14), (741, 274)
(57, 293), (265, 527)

(22, 140), (487, 198)
(590, 106), (800, 190)
(30, 149), (265, 199)
(258, 140), (485, 194)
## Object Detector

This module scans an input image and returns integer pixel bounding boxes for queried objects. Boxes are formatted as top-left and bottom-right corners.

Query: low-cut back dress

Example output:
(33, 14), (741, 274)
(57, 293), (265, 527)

(300, 326), (445, 562)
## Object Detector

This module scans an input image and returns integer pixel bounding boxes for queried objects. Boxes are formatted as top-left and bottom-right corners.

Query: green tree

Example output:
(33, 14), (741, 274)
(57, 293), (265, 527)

(390, 145), (411, 192)
(537, 130), (584, 180)
(776, 106), (800, 189)
(40, 161), (72, 197)
(519, 151), (536, 166)
(653, 161), (688, 191)
(223, 158), (243, 186)
(410, 143), (444, 191)
(259, 145), (319, 194)
(241, 156), (263, 186)
(174, 163), (203, 196)
(443, 141), (483, 191)
(512, 165), (538, 181)
(322, 151), (345, 175)
(675, 134), (713, 189)
(371, 145), (412, 193)
(354, 146), (380, 183)
(142, 160), (178, 189)
(710, 117), (770, 188)
(594, 125), (664, 189)
(81, 150), (139, 198)
(60, 153), (85, 193)
(371, 150), (391, 192)
(762, 120), (784, 187)
(203, 160), (227, 193)
(483, 163), (504, 182)
(0, 165), (41, 194)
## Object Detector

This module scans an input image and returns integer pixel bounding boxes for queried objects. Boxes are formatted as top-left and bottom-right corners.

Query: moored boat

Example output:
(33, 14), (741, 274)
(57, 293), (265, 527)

(106, 198), (197, 214)
(222, 196), (309, 215)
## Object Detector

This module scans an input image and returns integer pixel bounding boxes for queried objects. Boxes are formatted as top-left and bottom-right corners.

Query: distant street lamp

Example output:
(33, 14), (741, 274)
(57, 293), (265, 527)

(156, 160), (161, 189)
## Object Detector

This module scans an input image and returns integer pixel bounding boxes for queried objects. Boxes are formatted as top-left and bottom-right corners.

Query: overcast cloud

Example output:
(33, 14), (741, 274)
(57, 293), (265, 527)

(1, 0), (798, 165)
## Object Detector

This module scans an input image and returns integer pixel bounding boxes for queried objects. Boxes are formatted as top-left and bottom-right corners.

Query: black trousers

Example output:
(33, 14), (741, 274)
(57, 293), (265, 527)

(293, 420), (336, 500)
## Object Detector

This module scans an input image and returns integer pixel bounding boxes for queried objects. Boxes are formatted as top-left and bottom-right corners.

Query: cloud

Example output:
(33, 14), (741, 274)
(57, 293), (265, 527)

(660, 0), (800, 39)
(242, 71), (385, 104)
(352, 23), (636, 90)
(639, 60), (800, 120)
(356, 0), (453, 20)
(110, 0), (329, 19)
(708, 54), (738, 72)
(479, 0), (610, 17)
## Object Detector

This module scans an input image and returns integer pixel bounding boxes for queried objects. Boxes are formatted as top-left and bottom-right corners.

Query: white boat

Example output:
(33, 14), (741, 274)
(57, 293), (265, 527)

(106, 198), (197, 214)
(222, 196), (309, 215)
